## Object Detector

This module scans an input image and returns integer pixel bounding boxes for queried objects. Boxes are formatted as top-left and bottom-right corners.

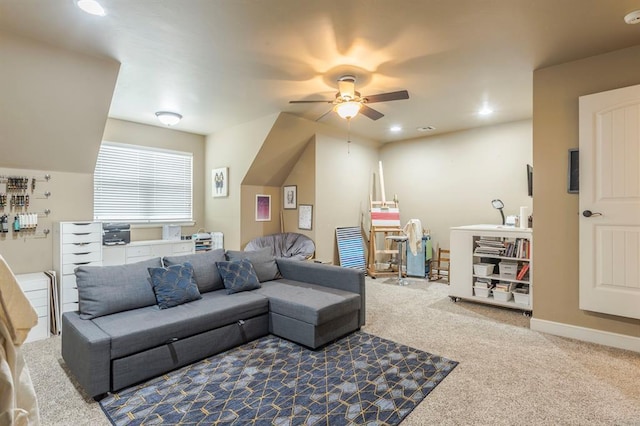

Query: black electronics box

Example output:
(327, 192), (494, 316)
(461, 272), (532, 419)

(102, 223), (131, 245)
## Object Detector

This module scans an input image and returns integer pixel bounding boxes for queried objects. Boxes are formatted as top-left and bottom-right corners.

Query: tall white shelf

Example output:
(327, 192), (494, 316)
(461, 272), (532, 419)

(449, 225), (533, 314)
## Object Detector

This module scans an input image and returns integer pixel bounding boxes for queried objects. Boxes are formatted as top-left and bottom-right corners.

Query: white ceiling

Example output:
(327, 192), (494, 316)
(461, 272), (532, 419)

(1, 0), (640, 142)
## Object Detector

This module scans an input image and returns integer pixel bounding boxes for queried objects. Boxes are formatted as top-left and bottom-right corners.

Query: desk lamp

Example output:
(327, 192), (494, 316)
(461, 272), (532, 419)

(491, 199), (505, 225)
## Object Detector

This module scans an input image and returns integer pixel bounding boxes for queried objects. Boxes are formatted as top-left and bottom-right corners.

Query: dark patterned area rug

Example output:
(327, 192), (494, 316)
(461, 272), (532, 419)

(100, 331), (458, 425)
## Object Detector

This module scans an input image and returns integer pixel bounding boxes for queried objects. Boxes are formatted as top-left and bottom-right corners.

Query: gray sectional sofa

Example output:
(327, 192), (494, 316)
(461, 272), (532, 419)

(61, 248), (365, 399)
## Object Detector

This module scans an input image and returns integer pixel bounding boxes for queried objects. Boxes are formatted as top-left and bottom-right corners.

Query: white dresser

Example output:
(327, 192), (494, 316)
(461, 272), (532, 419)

(15, 272), (50, 342)
(53, 221), (103, 313)
(103, 239), (195, 266)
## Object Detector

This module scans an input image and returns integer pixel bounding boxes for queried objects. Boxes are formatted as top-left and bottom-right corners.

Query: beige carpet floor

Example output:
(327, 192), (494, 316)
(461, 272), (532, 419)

(21, 277), (640, 425)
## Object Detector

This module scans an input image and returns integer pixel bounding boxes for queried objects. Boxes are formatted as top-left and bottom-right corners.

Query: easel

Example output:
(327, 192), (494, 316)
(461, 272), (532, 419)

(366, 162), (405, 278)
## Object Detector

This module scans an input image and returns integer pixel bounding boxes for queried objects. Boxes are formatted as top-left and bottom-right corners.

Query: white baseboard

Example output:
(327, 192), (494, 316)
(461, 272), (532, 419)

(530, 318), (640, 353)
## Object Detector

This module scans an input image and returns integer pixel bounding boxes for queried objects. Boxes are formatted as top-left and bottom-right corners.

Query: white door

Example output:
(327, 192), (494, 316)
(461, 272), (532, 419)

(578, 84), (640, 319)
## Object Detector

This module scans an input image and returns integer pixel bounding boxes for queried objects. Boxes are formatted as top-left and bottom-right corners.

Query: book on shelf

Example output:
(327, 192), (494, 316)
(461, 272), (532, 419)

(516, 263), (530, 280)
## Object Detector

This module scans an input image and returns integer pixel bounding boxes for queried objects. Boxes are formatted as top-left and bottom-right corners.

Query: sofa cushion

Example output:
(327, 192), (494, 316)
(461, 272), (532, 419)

(226, 247), (280, 282)
(216, 259), (261, 294)
(148, 262), (202, 309)
(91, 289), (269, 359)
(75, 258), (162, 319)
(254, 279), (360, 326)
(163, 249), (225, 293)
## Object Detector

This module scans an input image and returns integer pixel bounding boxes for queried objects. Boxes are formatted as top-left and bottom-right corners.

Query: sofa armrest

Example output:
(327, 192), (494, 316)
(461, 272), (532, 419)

(61, 312), (112, 398)
(275, 258), (365, 326)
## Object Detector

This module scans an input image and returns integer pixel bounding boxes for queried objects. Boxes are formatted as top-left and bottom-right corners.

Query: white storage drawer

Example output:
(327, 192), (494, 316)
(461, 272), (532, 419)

(62, 232), (102, 244)
(62, 241), (102, 254)
(62, 222), (102, 234)
(127, 245), (152, 258)
(33, 304), (48, 318)
(62, 301), (79, 313)
(63, 286), (79, 305)
(62, 251), (101, 265)
(62, 261), (101, 275)
(172, 241), (195, 254)
(15, 273), (48, 292)
(27, 289), (48, 308)
(27, 319), (49, 343)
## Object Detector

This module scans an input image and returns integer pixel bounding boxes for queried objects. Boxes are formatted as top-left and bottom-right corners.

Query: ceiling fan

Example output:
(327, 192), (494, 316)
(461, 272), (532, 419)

(289, 75), (409, 121)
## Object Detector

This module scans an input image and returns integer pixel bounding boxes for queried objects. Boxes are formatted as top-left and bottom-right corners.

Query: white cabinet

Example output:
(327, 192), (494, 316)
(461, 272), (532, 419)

(53, 221), (102, 313)
(102, 239), (195, 266)
(15, 273), (50, 342)
(450, 225), (532, 313)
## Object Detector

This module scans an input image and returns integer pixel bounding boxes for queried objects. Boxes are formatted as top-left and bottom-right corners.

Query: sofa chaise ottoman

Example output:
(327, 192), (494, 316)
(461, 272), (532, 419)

(61, 248), (365, 399)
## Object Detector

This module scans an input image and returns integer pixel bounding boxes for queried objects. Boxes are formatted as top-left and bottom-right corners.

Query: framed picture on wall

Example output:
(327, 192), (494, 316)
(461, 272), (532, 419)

(212, 167), (228, 197)
(255, 194), (271, 221)
(298, 204), (313, 230)
(283, 185), (297, 209)
(568, 149), (579, 194)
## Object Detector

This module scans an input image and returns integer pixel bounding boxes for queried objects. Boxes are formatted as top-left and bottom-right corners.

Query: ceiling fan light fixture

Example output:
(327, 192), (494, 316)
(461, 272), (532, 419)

(155, 111), (183, 126)
(76, 0), (106, 16)
(334, 101), (362, 119)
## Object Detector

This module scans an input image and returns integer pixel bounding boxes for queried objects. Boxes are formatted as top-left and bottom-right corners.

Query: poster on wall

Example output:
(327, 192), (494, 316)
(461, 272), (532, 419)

(255, 194), (271, 221)
(212, 167), (228, 197)
(298, 204), (313, 230)
(283, 185), (297, 209)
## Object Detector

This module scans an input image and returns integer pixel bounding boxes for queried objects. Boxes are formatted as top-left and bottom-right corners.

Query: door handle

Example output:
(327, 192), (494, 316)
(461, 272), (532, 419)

(582, 210), (603, 217)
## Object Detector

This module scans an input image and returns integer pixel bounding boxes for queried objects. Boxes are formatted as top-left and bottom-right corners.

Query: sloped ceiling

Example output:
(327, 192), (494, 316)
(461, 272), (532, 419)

(242, 113), (318, 187)
(0, 32), (120, 173)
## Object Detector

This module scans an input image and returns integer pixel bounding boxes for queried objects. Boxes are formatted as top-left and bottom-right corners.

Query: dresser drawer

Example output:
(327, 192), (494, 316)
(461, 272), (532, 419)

(62, 231), (102, 245)
(62, 222), (102, 234)
(62, 251), (101, 265)
(62, 301), (79, 313)
(26, 289), (48, 309)
(33, 304), (48, 318)
(172, 241), (195, 254)
(62, 260), (101, 275)
(63, 286), (79, 305)
(25, 318), (49, 343)
(127, 245), (152, 258)
(62, 241), (102, 254)
(15, 273), (48, 292)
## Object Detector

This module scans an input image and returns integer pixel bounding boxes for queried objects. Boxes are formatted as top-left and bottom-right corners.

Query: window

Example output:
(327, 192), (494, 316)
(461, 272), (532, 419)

(94, 142), (193, 223)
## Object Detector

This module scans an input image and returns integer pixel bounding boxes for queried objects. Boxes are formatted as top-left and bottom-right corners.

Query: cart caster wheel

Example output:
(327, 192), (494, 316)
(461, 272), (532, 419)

(523, 311), (532, 317)
(449, 296), (459, 302)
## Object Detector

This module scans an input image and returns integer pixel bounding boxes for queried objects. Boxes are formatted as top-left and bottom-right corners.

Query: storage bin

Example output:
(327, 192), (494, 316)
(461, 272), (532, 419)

(473, 263), (495, 276)
(492, 289), (513, 302)
(473, 286), (491, 298)
(499, 261), (518, 278)
(513, 292), (530, 306)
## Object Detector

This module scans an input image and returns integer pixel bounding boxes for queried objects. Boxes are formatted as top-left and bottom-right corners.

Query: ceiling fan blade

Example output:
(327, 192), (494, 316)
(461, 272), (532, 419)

(360, 105), (384, 120)
(363, 90), (409, 104)
(289, 100), (334, 104)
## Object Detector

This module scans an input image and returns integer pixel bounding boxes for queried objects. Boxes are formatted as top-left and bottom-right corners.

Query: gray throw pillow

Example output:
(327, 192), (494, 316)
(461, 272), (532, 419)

(75, 257), (162, 319)
(148, 262), (202, 309)
(163, 249), (225, 293)
(226, 247), (280, 282)
(216, 259), (261, 294)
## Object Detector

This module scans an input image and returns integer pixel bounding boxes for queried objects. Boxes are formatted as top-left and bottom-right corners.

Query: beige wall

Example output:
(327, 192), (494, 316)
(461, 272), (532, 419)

(380, 120), (533, 250)
(533, 44), (640, 336)
(240, 185), (282, 248)
(103, 118), (207, 241)
(0, 167), (93, 274)
(204, 114), (279, 250)
(315, 134), (381, 263)
(282, 138), (316, 239)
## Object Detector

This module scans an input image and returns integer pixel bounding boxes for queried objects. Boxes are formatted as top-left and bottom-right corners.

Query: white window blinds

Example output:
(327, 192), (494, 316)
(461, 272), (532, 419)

(94, 142), (193, 223)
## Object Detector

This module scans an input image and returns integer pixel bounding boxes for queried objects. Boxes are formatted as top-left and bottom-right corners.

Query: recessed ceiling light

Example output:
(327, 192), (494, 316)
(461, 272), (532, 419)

(478, 105), (493, 116)
(624, 10), (640, 24)
(417, 126), (436, 132)
(155, 111), (183, 126)
(76, 0), (106, 16)
(390, 125), (402, 132)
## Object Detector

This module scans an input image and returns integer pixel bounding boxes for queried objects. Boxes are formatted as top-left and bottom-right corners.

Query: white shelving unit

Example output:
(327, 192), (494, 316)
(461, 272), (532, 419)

(449, 224), (533, 314)
(15, 272), (50, 342)
(53, 221), (103, 314)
